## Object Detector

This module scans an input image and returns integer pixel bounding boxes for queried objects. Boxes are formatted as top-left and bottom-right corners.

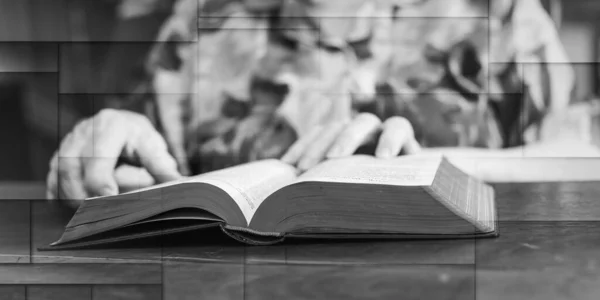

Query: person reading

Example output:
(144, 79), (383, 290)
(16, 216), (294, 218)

(47, 0), (599, 219)
(44, 0), (600, 248)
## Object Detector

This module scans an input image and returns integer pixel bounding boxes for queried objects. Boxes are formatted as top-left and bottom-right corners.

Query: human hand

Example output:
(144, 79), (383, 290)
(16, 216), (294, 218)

(46, 109), (181, 208)
(281, 113), (421, 171)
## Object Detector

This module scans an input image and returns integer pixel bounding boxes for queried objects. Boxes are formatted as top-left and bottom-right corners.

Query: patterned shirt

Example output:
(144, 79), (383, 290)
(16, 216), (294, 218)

(136, 0), (573, 175)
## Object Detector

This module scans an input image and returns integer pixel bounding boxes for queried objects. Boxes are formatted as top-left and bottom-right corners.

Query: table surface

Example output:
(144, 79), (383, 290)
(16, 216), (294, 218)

(1, 181), (600, 300)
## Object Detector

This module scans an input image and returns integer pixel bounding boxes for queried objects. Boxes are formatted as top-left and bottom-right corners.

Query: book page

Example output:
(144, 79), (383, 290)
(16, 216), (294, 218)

(85, 175), (196, 201)
(297, 155), (440, 186)
(187, 159), (298, 224)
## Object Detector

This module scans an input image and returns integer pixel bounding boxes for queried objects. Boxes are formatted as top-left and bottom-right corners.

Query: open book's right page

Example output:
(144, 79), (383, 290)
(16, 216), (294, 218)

(297, 155), (441, 186)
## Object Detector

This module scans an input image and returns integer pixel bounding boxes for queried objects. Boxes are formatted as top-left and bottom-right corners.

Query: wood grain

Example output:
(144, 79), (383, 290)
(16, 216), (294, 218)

(494, 182), (600, 221)
(476, 221), (600, 270)
(163, 262), (244, 300)
(474, 221), (600, 299)
(0, 286), (25, 300)
(93, 285), (162, 300)
(0, 264), (161, 284)
(160, 231), (475, 265)
(0, 201), (30, 263)
(244, 264), (475, 300)
(1, 182), (600, 299)
(246, 238), (475, 265)
(476, 268), (600, 300)
(0, 285), (164, 300)
(27, 285), (91, 300)
(163, 263), (475, 300)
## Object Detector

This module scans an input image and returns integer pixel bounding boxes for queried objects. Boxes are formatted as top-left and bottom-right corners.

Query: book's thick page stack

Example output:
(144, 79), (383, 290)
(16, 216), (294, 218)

(45, 155), (497, 249)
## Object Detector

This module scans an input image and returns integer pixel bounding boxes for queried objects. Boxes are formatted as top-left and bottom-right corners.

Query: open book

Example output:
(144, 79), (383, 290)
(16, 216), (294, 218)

(46, 155), (498, 249)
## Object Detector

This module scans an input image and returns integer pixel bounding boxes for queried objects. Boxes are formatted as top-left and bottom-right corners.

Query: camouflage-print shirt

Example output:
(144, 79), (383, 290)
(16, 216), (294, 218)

(136, 0), (573, 175)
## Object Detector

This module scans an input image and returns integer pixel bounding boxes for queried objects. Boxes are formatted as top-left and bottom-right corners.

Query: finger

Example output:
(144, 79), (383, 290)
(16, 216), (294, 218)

(135, 129), (182, 183)
(58, 157), (87, 201)
(397, 116), (421, 155)
(298, 122), (346, 171)
(83, 111), (134, 196)
(115, 165), (155, 193)
(404, 138), (422, 155)
(375, 117), (420, 158)
(280, 125), (324, 165)
(82, 119), (129, 197)
(326, 113), (381, 158)
(57, 131), (88, 202)
(46, 152), (59, 200)
(375, 117), (410, 158)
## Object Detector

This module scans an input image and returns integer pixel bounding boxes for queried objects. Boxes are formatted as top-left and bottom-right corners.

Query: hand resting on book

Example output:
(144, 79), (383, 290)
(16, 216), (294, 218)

(47, 107), (600, 210)
(46, 110), (421, 206)
(46, 109), (182, 208)
(282, 113), (421, 171)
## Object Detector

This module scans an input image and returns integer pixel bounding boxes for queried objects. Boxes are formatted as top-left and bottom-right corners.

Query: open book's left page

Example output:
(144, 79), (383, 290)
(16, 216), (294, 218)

(56, 160), (297, 244)
(109, 159), (299, 225)
(186, 159), (298, 224)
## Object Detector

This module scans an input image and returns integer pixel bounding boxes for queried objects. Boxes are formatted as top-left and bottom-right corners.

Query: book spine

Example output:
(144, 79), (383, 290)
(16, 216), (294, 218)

(222, 224), (283, 237)
(220, 224), (285, 245)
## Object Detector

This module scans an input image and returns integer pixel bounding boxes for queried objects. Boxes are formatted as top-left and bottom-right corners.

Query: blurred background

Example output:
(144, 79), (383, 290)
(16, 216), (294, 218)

(0, 0), (173, 181)
(0, 0), (599, 181)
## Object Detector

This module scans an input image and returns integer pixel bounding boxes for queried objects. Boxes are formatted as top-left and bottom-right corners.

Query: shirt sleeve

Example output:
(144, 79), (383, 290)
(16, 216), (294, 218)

(490, 0), (574, 145)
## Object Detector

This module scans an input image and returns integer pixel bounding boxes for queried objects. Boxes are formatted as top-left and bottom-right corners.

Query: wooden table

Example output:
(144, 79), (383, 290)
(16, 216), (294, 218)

(1, 181), (600, 300)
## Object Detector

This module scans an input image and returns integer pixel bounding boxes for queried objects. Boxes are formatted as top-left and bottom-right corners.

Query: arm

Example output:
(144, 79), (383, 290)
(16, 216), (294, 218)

(416, 141), (600, 182)
(281, 110), (600, 183)
(511, 0), (574, 113)
(420, 139), (600, 158)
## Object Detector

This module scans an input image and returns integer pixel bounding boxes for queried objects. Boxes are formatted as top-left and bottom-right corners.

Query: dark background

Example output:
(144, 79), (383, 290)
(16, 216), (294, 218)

(0, 0), (171, 180)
